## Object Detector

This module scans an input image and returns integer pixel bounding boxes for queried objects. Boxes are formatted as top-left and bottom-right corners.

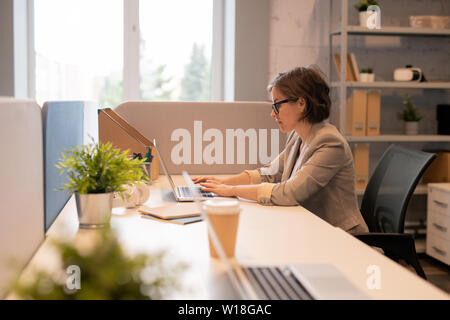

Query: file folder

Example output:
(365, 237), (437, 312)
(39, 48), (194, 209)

(346, 90), (367, 136)
(352, 144), (370, 190)
(98, 108), (159, 180)
(366, 90), (381, 136)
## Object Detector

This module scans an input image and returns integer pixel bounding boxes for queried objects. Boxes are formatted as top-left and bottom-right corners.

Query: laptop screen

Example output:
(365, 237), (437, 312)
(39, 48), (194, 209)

(153, 139), (177, 193)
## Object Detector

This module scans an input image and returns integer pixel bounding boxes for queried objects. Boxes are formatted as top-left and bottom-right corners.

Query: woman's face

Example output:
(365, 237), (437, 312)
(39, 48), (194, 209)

(271, 86), (305, 133)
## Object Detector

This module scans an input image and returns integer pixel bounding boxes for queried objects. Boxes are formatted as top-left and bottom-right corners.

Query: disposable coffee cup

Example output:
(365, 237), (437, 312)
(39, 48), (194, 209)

(203, 199), (241, 258)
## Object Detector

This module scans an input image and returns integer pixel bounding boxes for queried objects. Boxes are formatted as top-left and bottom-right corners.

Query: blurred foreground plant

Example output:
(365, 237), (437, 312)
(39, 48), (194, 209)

(12, 229), (188, 300)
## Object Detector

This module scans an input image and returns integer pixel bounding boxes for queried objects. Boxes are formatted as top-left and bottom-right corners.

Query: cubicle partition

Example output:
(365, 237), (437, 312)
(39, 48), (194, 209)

(42, 101), (98, 231)
(115, 101), (286, 174)
(0, 98), (44, 298)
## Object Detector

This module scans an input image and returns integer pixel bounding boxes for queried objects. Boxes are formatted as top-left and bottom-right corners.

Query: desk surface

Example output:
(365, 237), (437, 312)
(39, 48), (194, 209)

(10, 176), (450, 300)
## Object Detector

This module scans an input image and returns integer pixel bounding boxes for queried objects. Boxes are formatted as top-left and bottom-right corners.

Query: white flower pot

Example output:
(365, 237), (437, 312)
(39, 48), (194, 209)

(360, 73), (368, 82)
(75, 192), (113, 228)
(360, 73), (374, 82)
(404, 121), (419, 135)
(359, 11), (371, 28)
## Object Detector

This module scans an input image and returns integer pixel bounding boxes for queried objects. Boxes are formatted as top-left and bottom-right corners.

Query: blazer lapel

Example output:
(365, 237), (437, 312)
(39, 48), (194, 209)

(298, 121), (327, 168)
(282, 134), (302, 181)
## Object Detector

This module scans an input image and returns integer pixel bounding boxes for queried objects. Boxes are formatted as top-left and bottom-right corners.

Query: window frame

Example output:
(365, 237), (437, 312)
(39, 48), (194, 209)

(27, 0), (224, 102)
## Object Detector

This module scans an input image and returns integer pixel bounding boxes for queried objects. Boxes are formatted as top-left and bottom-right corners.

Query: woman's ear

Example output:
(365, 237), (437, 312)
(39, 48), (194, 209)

(297, 97), (306, 106)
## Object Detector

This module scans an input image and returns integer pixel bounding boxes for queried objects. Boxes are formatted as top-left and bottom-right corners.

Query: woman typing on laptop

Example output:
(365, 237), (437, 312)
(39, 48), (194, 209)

(194, 65), (368, 235)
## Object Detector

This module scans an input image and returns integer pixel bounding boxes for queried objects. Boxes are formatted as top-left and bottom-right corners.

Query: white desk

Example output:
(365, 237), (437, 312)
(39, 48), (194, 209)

(9, 176), (450, 300)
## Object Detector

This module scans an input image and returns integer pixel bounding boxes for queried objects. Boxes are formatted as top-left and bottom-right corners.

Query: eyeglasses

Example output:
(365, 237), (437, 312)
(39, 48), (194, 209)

(271, 98), (298, 115)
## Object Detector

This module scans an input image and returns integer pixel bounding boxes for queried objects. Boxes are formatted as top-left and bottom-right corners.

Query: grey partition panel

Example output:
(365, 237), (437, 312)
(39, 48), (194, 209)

(0, 98), (44, 298)
(43, 101), (98, 232)
(115, 101), (287, 174)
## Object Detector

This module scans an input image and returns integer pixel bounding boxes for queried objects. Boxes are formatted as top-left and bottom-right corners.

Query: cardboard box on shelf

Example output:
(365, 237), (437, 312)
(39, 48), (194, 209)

(422, 151), (450, 183)
(352, 144), (370, 190)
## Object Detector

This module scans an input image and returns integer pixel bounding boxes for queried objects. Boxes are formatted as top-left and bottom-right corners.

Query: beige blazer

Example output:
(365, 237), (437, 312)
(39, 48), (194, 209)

(246, 122), (369, 233)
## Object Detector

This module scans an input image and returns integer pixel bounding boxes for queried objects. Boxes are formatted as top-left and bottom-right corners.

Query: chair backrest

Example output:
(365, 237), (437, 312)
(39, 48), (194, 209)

(360, 145), (435, 233)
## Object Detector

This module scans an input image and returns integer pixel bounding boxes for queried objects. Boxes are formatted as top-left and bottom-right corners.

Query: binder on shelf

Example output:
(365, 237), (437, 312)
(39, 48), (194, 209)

(366, 90), (381, 136)
(349, 53), (360, 82)
(333, 53), (359, 81)
(352, 144), (370, 191)
(98, 108), (159, 180)
(422, 151), (450, 183)
(346, 90), (367, 136)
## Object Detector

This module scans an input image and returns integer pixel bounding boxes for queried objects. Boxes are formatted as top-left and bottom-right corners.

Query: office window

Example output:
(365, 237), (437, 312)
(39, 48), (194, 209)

(34, 0), (123, 107)
(139, 0), (213, 101)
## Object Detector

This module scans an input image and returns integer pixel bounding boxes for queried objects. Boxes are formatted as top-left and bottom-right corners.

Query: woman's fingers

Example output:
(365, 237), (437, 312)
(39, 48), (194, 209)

(193, 176), (216, 184)
(200, 182), (218, 188)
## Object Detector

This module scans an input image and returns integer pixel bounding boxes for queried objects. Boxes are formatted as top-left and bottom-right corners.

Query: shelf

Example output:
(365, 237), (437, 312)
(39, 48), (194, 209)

(331, 26), (450, 37)
(331, 81), (450, 89)
(347, 135), (450, 142)
(356, 184), (428, 196)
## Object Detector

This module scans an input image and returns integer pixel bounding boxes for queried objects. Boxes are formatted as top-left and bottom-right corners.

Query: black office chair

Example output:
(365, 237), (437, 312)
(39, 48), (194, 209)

(355, 145), (436, 279)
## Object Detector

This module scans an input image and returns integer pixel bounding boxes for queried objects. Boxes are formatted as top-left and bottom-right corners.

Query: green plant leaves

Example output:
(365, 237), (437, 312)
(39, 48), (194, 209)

(55, 140), (148, 194)
(354, 0), (379, 12)
(11, 229), (188, 300)
(400, 94), (425, 122)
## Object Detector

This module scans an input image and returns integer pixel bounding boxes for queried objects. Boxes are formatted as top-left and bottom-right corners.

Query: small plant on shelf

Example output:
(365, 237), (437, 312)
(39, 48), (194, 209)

(399, 94), (425, 135)
(354, 0), (379, 12)
(400, 94), (425, 122)
(360, 68), (374, 82)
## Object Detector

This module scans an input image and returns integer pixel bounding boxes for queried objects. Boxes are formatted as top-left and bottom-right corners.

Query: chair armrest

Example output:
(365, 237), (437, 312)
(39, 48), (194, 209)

(354, 233), (417, 258)
(354, 232), (427, 279)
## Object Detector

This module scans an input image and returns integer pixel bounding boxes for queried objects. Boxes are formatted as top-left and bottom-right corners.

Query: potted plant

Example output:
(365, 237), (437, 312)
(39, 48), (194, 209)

(354, 0), (379, 27)
(56, 140), (148, 228)
(360, 68), (375, 82)
(399, 94), (425, 135)
(11, 228), (188, 299)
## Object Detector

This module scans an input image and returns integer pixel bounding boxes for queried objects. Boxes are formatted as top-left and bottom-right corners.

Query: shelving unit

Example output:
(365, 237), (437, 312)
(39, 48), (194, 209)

(329, 0), (450, 134)
(331, 82), (450, 89)
(329, 1), (450, 253)
(347, 135), (450, 142)
(331, 25), (450, 37)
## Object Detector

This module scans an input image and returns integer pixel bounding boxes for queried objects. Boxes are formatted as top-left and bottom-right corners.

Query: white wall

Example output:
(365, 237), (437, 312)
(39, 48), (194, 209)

(267, 0), (330, 88)
(234, 0), (270, 101)
(0, 0), (31, 98)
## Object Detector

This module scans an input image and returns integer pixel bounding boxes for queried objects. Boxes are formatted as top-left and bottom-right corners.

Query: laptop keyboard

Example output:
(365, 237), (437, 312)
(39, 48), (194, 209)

(178, 186), (215, 198)
(243, 266), (313, 300)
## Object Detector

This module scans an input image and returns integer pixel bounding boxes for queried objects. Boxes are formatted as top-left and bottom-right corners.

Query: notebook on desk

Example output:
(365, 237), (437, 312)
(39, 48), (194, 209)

(139, 203), (203, 225)
(183, 171), (369, 300)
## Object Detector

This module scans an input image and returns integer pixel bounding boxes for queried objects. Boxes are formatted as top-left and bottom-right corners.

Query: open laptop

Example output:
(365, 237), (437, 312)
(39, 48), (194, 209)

(183, 171), (369, 300)
(152, 139), (216, 202)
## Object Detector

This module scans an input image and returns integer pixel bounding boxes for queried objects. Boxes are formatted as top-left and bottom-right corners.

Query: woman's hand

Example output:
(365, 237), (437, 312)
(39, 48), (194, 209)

(200, 182), (235, 197)
(192, 176), (224, 184)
